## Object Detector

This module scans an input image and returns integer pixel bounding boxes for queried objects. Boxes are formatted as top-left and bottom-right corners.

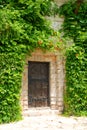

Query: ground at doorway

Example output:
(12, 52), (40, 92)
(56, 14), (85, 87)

(0, 115), (87, 130)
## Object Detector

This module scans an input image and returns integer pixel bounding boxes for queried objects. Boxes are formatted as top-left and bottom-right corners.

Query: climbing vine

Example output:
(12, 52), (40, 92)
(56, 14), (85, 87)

(0, 0), (86, 123)
(59, 0), (87, 116)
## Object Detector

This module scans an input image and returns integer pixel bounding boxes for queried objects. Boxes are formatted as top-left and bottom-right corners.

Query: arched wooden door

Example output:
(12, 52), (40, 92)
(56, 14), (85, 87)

(28, 61), (50, 107)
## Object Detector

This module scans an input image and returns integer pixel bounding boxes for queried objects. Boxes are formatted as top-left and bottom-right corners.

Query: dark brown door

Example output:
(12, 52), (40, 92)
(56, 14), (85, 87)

(28, 61), (50, 107)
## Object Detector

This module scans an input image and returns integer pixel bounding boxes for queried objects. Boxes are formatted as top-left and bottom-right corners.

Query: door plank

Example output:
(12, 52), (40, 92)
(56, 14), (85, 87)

(28, 62), (49, 107)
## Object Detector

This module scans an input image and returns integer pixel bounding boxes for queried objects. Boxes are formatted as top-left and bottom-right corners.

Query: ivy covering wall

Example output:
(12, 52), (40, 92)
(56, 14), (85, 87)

(59, 0), (87, 116)
(0, 0), (87, 123)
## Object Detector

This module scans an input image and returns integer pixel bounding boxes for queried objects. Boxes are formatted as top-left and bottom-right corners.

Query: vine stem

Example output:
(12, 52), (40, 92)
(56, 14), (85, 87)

(75, 0), (83, 14)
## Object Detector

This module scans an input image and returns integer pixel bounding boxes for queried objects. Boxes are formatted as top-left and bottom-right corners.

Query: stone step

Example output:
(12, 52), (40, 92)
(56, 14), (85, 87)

(22, 107), (59, 117)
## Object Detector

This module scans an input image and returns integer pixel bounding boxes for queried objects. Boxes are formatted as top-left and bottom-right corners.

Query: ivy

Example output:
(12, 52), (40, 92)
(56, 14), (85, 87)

(1, 0), (87, 122)
(59, 0), (87, 116)
(0, 52), (25, 123)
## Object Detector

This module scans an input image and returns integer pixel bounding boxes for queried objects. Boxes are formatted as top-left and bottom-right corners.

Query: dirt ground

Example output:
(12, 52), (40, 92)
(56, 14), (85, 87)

(0, 115), (87, 130)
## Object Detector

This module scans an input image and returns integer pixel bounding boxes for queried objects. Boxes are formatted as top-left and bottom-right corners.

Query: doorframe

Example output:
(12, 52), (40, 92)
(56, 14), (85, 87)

(21, 49), (64, 113)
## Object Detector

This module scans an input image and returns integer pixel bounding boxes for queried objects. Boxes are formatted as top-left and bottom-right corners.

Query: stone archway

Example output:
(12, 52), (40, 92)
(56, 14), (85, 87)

(21, 49), (65, 114)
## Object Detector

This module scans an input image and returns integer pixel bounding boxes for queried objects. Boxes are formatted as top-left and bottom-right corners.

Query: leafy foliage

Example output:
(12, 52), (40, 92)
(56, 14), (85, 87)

(59, 0), (87, 116)
(0, 52), (25, 123)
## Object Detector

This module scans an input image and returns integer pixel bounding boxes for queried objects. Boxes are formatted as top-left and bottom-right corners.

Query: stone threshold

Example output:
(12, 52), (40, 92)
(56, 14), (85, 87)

(22, 107), (60, 117)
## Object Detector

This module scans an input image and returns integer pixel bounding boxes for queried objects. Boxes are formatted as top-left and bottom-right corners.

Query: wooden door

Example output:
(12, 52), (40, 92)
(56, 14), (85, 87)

(28, 61), (50, 107)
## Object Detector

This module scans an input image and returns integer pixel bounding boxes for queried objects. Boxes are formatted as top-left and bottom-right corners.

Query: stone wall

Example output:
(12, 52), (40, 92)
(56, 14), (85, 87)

(21, 0), (66, 114)
(55, 0), (67, 6)
(21, 49), (65, 113)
